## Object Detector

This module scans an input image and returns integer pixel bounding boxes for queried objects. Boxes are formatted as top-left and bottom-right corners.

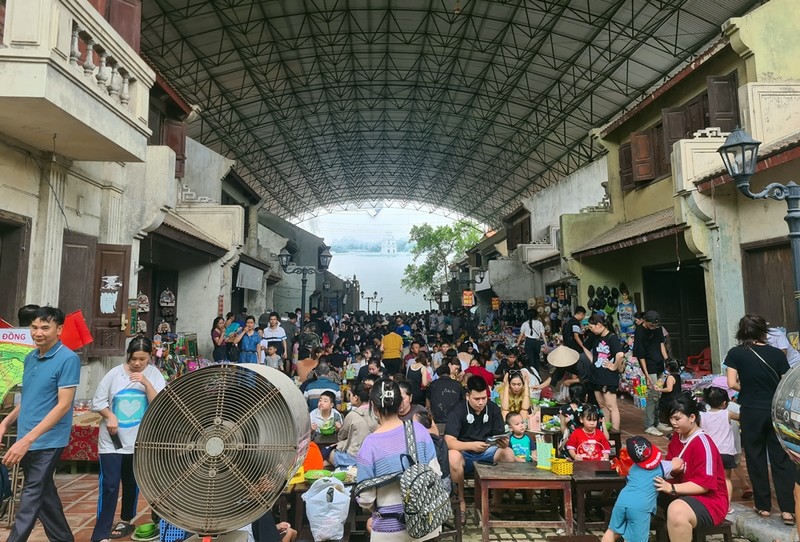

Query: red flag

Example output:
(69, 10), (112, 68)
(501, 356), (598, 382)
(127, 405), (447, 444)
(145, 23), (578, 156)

(60, 310), (93, 350)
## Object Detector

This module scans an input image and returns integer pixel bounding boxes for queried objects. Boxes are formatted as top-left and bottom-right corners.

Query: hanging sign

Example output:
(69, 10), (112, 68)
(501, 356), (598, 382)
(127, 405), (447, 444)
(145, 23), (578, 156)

(462, 290), (474, 307)
(491, 297), (501, 310)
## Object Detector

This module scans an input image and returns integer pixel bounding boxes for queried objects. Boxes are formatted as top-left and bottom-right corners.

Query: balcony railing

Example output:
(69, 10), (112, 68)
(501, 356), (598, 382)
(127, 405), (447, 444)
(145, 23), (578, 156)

(0, 0), (154, 161)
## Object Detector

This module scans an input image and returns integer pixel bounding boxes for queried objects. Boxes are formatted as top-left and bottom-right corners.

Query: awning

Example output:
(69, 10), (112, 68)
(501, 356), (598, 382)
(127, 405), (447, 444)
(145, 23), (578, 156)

(572, 209), (684, 258)
(154, 212), (229, 258)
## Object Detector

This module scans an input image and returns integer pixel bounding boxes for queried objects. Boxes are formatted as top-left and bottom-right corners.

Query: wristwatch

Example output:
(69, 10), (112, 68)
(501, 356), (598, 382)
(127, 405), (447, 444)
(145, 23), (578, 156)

(670, 484), (677, 496)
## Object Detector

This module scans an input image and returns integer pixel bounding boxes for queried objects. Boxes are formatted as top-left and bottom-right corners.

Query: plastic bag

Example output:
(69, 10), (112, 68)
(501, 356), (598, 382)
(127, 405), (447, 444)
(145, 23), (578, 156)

(301, 477), (351, 541)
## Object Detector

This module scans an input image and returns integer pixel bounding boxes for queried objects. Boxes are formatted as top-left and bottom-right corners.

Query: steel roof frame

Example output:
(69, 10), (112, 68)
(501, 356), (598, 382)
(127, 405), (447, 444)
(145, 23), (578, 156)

(141, 0), (762, 226)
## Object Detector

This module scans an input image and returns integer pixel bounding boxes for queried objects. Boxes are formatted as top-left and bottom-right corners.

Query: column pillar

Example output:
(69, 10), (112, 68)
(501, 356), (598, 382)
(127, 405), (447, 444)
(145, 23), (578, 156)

(29, 158), (68, 305)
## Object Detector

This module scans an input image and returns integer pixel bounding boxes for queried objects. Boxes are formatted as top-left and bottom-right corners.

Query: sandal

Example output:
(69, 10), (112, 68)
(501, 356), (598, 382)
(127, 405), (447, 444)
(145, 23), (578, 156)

(782, 512), (796, 526)
(754, 508), (771, 518)
(459, 508), (467, 527)
(110, 522), (135, 539)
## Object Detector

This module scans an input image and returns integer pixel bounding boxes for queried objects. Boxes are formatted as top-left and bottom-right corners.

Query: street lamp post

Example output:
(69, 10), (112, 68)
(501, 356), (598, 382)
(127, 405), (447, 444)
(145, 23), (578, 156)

(340, 279), (352, 315)
(361, 290), (379, 313)
(423, 288), (436, 310)
(322, 280), (331, 314)
(473, 267), (487, 285)
(278, 246), (332, 331)
(718, 127), (800, 321)
(373, 297), (384, 314)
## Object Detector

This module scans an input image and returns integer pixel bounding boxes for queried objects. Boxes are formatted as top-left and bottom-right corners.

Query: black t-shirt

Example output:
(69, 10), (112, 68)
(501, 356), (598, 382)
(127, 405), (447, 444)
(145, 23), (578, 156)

(428, 377), (465, 424)
(725, 344), (789, 410)
(327, 352), (348, 369)
(445, 400), (504, 442)
(590, 333), (623, 387)
(495, 359), (524, 380)
(562, 318), (583, 352)
(633, 324), (666, 374)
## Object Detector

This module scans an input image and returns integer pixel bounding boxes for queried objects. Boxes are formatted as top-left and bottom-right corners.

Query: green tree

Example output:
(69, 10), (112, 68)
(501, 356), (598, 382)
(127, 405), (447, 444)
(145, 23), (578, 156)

(401, 219), (482, 292)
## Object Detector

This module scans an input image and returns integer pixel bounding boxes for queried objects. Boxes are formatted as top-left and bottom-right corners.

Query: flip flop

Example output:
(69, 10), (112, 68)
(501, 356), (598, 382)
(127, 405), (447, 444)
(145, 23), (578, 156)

(754, 508), (770, 518)
(110, 522), (135, 539)
(782, 512), (796, 526)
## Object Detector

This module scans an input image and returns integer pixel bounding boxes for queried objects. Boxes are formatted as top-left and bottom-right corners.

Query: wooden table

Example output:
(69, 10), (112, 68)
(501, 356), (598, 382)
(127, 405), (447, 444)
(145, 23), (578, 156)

(474, 463), (573, 542)
(570, 461), (626, 534)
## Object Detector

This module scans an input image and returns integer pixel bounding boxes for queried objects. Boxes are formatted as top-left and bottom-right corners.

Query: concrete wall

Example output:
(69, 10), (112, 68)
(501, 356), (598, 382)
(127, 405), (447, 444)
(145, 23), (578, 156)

(525, 157), (608, 235)
(182, 137), (234, 202)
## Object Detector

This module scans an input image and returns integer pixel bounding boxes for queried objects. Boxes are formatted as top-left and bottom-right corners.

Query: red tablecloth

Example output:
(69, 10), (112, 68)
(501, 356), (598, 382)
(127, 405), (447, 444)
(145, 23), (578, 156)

(59, 412), (100, 462)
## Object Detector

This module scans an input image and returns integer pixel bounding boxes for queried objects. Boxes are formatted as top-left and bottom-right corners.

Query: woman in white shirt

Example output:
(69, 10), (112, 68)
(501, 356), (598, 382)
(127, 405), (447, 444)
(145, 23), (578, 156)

(91, 337), (166, 542)
(516, 311), (546, 372)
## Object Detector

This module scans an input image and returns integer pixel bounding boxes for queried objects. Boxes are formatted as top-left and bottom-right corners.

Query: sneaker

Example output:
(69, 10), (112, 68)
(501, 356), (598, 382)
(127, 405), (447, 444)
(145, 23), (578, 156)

(645, 426), (664, 436)
(657, 423), (673, 432)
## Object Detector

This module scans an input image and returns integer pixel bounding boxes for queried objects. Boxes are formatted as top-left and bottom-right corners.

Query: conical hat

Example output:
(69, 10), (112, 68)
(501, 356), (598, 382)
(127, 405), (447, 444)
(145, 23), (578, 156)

(547, 345), (580, 368)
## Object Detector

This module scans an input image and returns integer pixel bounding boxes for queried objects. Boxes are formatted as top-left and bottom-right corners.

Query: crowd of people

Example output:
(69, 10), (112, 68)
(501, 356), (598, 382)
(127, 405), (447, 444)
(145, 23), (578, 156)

(0, 302), (798, 542)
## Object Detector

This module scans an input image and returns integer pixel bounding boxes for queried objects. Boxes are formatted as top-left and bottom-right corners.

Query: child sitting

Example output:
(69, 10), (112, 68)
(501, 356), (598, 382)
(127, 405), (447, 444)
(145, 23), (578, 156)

(309, 390), (343, 436)
(507, 412), (534, 462)
(603, 436), (680, 542)
(702, 386), (738, 505)
(559, 383), (609, 456)
(566, 404), (611, 461)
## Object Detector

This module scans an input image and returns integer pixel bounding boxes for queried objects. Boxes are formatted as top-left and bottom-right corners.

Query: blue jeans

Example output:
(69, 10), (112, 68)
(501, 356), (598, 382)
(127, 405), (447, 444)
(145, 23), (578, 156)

(8, 447), (73, 542)
(461, 446), (498, 474)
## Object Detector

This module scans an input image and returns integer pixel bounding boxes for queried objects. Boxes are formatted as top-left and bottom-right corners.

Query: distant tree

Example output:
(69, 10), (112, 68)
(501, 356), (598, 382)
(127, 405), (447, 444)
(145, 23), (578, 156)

(401, 220), (482, 293)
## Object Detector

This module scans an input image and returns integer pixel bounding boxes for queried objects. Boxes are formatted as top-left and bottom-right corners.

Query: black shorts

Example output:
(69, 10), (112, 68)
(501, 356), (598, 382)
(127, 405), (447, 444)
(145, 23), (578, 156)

(679, 496), (713, 527)
(596, 384), (619, 394)
(720, 454), (737, 470)
(383, 358), (402, 376)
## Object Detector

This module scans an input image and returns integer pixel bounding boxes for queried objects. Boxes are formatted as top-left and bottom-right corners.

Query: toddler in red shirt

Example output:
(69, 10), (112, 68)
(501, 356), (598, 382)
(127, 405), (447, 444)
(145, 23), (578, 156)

(566, 404), (611, 461)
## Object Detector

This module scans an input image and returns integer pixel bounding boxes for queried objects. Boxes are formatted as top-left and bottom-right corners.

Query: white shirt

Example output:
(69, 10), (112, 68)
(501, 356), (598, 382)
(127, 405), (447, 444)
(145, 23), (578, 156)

(92, 364), (166, 454)
(520, 319), (545, 340)
(767, 327), (800, 367)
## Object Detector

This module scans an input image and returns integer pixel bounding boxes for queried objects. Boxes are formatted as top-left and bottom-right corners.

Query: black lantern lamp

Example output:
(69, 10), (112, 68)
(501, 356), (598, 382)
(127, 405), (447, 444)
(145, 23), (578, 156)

(474, 267), (486, 284)
(718, 127), (761, 194)
(278, 246), (332, 330)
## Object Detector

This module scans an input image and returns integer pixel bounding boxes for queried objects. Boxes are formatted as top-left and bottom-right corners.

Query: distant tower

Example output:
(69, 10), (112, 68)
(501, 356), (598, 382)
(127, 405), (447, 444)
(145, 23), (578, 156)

(381, 235), (397, 254)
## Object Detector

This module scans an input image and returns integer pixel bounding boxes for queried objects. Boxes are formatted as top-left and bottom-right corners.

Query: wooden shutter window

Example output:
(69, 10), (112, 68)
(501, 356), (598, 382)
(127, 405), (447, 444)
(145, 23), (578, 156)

(652, 124), (670, 178)
(164, 120), (187, 178)
(619, 143), (633, 191)
(684, 93), (708, 135)
(662, 107), (687, 158)
(631, 130), (656, 182)
(708, 73), (740, 133)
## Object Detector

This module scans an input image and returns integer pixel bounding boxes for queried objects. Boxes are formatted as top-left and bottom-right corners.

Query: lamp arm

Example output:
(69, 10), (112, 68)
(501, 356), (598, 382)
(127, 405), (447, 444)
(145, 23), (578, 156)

(737, 179), (790, 201)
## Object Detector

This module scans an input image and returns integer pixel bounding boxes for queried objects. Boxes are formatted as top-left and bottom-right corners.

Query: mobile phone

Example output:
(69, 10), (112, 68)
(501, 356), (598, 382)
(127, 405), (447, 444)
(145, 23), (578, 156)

(110, 432), (123, 450)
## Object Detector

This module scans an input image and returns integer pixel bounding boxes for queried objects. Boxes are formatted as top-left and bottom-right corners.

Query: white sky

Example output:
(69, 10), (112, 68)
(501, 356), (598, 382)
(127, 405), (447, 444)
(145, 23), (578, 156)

(297, 207), (459, 243)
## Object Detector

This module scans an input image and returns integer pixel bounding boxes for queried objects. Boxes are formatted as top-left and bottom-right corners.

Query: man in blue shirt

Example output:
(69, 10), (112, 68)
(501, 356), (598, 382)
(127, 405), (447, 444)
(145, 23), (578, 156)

(0, 307), (81, 542)
(302, 362), (341, 411)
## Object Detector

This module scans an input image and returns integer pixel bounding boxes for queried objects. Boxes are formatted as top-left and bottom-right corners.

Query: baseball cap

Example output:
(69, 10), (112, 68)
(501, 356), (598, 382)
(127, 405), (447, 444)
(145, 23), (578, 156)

(643, 310), (661, 324)
(626, 436), (662, 470)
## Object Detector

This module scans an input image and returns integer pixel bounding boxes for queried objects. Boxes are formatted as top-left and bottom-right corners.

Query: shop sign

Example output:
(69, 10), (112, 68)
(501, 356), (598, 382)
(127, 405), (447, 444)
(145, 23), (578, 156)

(462, 290), (474, 307)
(491, 297), (501, 310)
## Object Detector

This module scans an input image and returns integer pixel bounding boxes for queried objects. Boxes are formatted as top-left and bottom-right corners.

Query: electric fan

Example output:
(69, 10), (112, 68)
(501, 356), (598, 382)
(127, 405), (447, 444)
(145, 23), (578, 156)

(134, 364), (311, 540)
(772, 363), (800, 465)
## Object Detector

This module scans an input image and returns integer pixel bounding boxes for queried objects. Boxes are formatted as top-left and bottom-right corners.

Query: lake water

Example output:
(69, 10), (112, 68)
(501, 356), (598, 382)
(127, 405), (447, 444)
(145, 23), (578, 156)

(328, 252), (433, 313)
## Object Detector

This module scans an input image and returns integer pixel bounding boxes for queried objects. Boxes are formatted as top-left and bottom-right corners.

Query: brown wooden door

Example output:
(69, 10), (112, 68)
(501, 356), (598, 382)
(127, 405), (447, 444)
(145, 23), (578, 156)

(643, 264), (710, 361)
(60, 233), (98, 358)
(743, 242), (799, 332)
(90, 244), (131, 356)
(0, 218), (30, 324)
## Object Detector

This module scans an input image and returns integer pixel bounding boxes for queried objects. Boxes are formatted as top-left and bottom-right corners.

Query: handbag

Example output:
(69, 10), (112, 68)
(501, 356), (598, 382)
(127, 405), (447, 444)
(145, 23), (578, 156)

(226, 342), (240, 362)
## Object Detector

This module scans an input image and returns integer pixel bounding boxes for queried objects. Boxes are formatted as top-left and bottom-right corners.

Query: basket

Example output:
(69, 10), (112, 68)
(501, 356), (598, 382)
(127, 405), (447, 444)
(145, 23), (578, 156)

(550, 458), (573, 476)
(160, 519), (190, 542)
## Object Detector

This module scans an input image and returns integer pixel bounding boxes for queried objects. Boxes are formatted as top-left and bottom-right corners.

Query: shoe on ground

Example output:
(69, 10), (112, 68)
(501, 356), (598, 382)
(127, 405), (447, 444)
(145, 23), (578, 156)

(645, 426), (664, 436)
(657, 423), (673, 432)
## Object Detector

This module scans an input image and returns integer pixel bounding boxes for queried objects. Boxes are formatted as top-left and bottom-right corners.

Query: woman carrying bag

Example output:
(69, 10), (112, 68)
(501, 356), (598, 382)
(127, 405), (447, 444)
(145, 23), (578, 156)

(725, 314), (795, 524)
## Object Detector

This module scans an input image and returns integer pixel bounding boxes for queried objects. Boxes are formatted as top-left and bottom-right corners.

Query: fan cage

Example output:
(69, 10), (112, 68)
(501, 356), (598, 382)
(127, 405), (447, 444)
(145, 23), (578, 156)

(134, 364), (311, 535)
